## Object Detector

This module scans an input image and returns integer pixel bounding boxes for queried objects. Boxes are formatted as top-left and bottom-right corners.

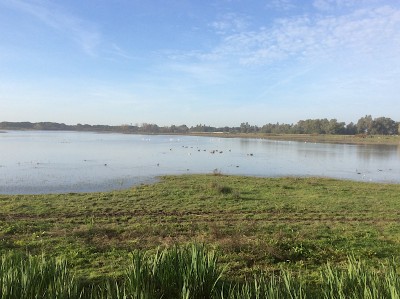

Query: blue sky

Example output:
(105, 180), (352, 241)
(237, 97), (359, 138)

(1, 0), (399, 127)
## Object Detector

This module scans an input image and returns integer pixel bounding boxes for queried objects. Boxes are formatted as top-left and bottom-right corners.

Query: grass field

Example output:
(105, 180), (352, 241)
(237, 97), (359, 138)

(1, 174), (400, 284)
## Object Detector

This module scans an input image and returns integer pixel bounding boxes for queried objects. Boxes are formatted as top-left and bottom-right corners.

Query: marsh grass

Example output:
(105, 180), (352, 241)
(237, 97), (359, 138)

(1, 175), (400, 281)
(321, 256), (400, 299)
(123, 244), (222, 299)
(210, 181), (233, 195)
(1, 248), (400, 298)
(0, 252), (80, 299)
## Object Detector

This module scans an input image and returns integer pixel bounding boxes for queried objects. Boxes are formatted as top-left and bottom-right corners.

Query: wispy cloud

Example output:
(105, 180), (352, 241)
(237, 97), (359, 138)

(106, 43), (136, 60)
(165, 62), (229, 85)
(313, 0), (381, 11)
(266, 0), (296, 11)
(0, 0), (101, 55)
(200, 4), (400, 67)
(159, 2), (400, 113)
(210, 12), (250, 35)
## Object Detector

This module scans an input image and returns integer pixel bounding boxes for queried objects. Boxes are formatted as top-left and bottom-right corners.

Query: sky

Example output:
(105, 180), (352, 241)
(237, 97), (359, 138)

(1, 0), (400, 127)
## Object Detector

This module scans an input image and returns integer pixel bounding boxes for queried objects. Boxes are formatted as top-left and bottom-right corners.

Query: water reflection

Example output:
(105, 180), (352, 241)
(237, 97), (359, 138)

(0, 131), (399, 194)
(356, 144), (399, 160)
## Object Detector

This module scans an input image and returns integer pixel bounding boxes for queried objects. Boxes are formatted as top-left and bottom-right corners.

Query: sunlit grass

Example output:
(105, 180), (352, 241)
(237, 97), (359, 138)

(0, 252), (79, 299)
(1, 175), (400, 281)
(1, 247), (400, 298)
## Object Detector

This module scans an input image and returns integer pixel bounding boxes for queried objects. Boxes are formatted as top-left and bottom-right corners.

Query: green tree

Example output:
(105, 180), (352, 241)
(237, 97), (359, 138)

(370, 117), (397, 135)
(356, 115), (373, 134)
(240, 122), (257, 133)
(326, 119), (345, 134)
(345, 122), (357, 135)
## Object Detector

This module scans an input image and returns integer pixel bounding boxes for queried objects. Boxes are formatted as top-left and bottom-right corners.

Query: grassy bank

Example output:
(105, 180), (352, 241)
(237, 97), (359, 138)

(189, 132), (400, 145)
(1, 174), (400, 282)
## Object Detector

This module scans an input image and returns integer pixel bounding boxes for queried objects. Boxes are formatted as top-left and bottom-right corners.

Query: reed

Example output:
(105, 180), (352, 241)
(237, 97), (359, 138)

(0, 252), (80, 299)
(1, 247), (399, 298)
(219, 271), (307, 299)
(123, 244), (223, 299)
(321, 256), (400, 299)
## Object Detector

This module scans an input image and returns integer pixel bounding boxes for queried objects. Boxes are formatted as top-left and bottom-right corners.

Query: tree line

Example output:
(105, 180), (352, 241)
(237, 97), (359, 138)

(0, 115), (398, 135)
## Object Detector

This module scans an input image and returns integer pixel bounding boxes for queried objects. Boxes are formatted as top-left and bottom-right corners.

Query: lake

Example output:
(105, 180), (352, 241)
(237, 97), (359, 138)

(0, 130), (399, 194)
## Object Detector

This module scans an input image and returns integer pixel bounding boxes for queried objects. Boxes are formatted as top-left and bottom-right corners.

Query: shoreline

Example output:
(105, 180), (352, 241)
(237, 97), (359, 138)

(188, 132), (400, 145)
(2, 129), (400, 145)
(1, 174), (399, 196)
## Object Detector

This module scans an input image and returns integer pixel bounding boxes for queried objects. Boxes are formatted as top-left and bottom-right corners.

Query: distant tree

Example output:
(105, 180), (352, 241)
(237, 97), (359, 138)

(120, 124), (138, 133)
(261, 123), (273, 133)
(140, 123), (159, 133)
(169, 125), (177, 133)
(176, 124), (189, 133)
(189, 124), (218, 133)
(295, 119), (324, 134)
(370, 117), (397, 135)
(345, 122), (357, 135)
(325, 119), (345, 134)
(0, 122), (34, 130)
(222, 126), (230, 133)
(1, 117), (398, 136)
(189, 124), (202, 132)
(356, 115), (373, 134)
(261, 123), (293, 134)
(240, 122), (251, 133)
(75, 123), (92, 131)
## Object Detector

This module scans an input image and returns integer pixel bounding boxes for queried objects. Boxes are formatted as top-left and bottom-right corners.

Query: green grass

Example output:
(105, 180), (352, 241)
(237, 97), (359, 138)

(0, 252), (80, 298)
(1, 246), (400, 298)
(1, 174), (400, 283)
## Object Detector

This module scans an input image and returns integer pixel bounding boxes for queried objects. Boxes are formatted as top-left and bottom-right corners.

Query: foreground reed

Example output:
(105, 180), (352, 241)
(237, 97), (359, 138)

(0, 252), (80, 299)
(320, 256), (400, 299)
(1, 245), (399, 299)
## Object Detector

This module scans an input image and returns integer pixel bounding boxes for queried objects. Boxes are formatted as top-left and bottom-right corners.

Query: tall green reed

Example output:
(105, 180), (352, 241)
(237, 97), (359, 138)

(124, 243), (223, 299)
(0, 252), (80, 299)
(219, 270), (306, 299)
(1, 247), (399, 299)
(321, 255), (400, 299)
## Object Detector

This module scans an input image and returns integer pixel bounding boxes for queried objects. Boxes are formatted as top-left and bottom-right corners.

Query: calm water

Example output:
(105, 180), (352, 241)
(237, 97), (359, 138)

(1, 131), (399, 194)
